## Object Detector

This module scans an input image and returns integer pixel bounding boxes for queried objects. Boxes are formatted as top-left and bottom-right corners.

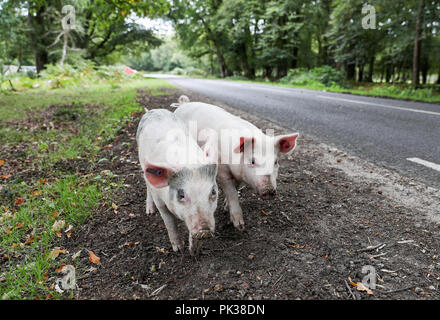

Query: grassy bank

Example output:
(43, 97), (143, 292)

(0, 76), (174, 299)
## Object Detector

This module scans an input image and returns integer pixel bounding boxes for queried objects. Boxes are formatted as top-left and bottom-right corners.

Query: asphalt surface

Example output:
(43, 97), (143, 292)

(149, 75), (440, 189)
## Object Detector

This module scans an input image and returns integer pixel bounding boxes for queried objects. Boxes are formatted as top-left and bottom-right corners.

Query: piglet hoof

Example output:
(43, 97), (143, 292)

(146, 203), (157, 215)
(171, 242), (183, 253)
(230, 213), (245, 231)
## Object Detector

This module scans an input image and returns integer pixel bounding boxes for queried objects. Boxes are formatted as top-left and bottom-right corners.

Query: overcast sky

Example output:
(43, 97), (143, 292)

(134, 17), (175, 36)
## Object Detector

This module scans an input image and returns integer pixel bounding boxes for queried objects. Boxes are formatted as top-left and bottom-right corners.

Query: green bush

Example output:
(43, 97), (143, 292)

(280, 66), (346, 88)
(170, 67), (186, 75)
(170, 67), (206, 77)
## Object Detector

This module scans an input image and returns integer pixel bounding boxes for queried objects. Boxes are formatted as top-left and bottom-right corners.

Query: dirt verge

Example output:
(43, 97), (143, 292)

(58, 88), (440, 300)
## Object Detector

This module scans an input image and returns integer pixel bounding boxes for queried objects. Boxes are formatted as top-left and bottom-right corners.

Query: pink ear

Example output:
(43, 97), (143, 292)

(233, 137), (255, 153)
(145, 163), (170, 188)
(276, 133), (299, 153)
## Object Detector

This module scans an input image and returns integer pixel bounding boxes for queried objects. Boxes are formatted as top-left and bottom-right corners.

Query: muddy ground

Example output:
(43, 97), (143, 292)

(55, 88), (440, 300)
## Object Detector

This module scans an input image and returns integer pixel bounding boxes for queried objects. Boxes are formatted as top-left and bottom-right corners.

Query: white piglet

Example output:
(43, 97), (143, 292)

(136, 108), (218, 255)
(173, 98), (299, 230)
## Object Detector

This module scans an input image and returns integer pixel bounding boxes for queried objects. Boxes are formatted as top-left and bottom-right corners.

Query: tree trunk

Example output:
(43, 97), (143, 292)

(412, 0), (425, 86)
(263, 66), (273, 80)
(385, 64), (392, 83)
(217, 53), (228, 78)
(366, 56), (375, 82)
(421, 65), (428, 84)
(358, 64), (364, 82)
(437, 68), (440, 84)
(275, 65), (288, 80)
(321, 0), (331, 66)
(292, 46), (299, 69)
(421, 54), (429, 84)
(346, 63), (356, 81)
(28, 5), (50, 73)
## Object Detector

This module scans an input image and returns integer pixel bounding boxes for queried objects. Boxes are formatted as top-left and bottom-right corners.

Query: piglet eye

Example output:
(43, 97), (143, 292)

(251, 158), (256, 165)
(211, 188), (216, 196)
(275, 159), (279, 165)
(177, 189), (185, 201)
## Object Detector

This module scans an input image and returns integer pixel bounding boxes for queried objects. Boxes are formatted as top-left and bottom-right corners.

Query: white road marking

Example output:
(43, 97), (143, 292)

(317, 95), (440, 116)
(407, 157), (440, 172)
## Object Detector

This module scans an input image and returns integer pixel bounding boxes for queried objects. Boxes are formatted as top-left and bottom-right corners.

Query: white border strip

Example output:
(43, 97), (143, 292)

(317, 95), (440, 116)
(407, 157), (440, 172)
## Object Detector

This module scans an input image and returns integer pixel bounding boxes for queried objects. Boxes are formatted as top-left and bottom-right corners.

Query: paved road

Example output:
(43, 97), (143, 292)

(149, 75), (440, 188)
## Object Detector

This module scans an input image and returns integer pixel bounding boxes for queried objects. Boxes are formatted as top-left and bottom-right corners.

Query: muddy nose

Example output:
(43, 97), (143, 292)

(200, 224), (210, 231)
(260, 189), (276, 200)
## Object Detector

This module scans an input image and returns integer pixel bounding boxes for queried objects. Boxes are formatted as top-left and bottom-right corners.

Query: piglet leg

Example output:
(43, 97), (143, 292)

(157, 205), (182, 252)
(146, 185), (156, 215)
(218, 169), (245, 230)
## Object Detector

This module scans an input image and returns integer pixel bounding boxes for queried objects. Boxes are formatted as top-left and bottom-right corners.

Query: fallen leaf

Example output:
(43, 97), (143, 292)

(124, 241), (139, 247)
(348, 277), (357, 287)
(24, 235), (36, 245)
(85, 266), (97, 273)
(0, 159), (5, 166)
(39, 178), (47, 184)
(112, 203), (119, 210)
(32, 190), (42, 196)
(49, 248), (67, 260)
(1, 174), (12, 179)
(260, 209), (269, 216)
(214, 284), (223, 292)
(356, 282), (374, 295)
(72, 250), (82, 260)
(89, 251), (101, 264)
(51, 210), (58, 218)
(14, 198), (24, 206)
(52, 220), (65, 232)
(15, 223), (24, 230)
(155, 246), (169, 254)
(64, 225), (73, 238)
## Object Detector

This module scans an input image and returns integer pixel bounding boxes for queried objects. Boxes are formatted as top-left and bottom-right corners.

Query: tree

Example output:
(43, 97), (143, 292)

(169, 0), (232, 77)
(412, 0), (425, 86)
(1, 0), (170, 72)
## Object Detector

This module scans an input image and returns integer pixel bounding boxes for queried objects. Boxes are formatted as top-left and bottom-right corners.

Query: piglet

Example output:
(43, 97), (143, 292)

(173, 97), (299, 231)
(136, 108), (218, 255)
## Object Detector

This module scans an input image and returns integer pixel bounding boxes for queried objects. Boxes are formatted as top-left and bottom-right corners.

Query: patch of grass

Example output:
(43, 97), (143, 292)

(1, 176), (105, 299)
(0, 76), (174, 299)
